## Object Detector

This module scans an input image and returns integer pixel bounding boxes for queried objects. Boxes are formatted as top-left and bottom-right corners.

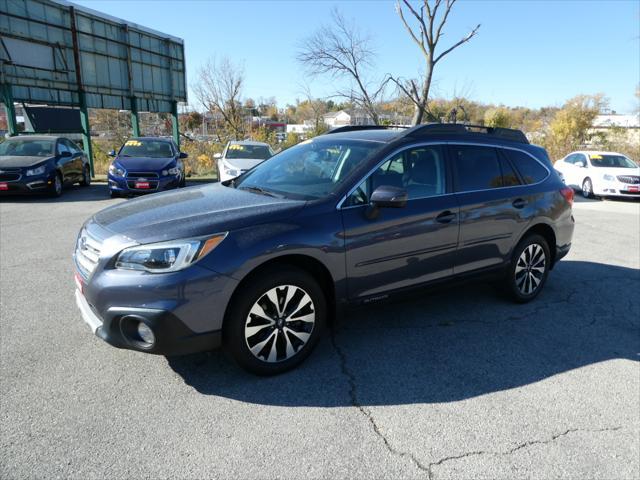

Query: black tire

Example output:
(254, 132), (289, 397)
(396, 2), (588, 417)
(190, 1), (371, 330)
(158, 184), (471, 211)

(49, 172), (63, 198)
(79, 165), (91, 187)
(223, 266), (327, 375)
(109, 190), (119, 198)
(582, 177), (594, 199)
(179, 173), (187, 188)
(504, 234), (551, 303)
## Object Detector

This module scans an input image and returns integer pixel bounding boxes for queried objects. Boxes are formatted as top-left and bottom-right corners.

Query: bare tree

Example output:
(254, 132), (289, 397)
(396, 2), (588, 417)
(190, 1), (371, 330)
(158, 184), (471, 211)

(193, 57), (245, 140)
(297, 9), (387, 125)
(392, 0), (480, 125)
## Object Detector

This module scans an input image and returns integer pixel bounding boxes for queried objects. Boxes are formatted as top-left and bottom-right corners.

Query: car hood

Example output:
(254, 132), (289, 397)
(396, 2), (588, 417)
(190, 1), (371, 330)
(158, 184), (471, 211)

(223, 157), (266, 171)
(116, 156), (174, 171)
(0, 155), (50, 168)
(92, 183), (306, 244)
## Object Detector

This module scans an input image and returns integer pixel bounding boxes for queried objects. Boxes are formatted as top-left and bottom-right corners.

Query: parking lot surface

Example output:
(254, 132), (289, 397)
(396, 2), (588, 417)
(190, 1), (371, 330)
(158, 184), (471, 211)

(1, 184), (639, 479)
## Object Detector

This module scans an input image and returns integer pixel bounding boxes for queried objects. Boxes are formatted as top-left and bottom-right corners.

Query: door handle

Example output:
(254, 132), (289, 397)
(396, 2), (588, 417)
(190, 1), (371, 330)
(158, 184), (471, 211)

(512, 198), (527, 209)
(435, 210), (456, 224)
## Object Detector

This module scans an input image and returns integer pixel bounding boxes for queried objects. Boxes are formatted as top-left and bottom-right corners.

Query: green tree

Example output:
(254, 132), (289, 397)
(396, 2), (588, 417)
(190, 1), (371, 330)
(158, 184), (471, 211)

(484, 107), (513, 128)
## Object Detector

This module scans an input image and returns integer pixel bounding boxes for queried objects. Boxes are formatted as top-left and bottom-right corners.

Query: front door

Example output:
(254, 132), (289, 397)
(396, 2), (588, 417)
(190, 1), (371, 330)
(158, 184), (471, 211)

(341, 144), (460, 300)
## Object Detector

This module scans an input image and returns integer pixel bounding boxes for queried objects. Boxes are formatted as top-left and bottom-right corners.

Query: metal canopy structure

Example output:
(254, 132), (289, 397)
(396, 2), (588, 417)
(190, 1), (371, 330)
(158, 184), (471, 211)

(0, 0), (187, 172)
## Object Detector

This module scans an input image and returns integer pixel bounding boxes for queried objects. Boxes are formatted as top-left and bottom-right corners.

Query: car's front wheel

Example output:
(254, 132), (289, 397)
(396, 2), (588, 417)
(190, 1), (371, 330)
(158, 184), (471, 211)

(582, 177), (594, 199)
(224, 266), (326, 375)
(49, 172), (63, 198)
(505, 234), (551, 303)
(79, 165), (91, 186)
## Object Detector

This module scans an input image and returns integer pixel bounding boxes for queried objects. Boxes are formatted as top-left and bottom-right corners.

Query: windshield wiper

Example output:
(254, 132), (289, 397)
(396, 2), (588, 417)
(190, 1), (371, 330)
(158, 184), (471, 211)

(238, 185), (278, 198)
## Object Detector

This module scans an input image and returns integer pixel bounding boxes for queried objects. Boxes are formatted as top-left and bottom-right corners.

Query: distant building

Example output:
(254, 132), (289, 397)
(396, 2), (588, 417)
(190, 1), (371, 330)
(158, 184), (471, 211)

(323, 110), (353, 128)
(588, 114), (640, 152)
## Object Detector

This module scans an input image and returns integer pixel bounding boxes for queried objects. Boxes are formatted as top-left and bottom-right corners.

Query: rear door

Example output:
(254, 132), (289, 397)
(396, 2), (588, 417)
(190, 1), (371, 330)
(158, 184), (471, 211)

(450, 144), (535, 274)
(64, 139), (84, 179)
(55, 139), (73, 182)
(341, 144), (460, 300)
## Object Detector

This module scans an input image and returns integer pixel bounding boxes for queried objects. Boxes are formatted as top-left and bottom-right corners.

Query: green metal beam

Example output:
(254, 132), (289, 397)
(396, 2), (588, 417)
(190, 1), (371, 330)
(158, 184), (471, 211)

(79, 91), (94, 176)
(1, 84), (18, 136)
(131, 97), (140, 137)
(171, 101), (180, 149)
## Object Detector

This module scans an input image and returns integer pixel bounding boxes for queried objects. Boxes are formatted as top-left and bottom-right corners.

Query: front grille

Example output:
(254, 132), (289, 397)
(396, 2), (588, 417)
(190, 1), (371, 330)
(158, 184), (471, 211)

(127, 172), (159, 179)
(75, 229), (103, 278)
(617, 175), (640, 184)
(127, 180), (159, 190)
(0, 170), (21, 182)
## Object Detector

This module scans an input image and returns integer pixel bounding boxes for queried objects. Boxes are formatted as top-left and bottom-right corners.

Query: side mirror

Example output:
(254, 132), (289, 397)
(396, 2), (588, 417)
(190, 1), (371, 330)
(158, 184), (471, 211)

(58, 150), (72, 158)
(179, 152), (188, 159)
(575, 160), (586, 168)
(213, 152), (222, 159)
(108, 150), (117, 157)
(370, 185), (408, 208)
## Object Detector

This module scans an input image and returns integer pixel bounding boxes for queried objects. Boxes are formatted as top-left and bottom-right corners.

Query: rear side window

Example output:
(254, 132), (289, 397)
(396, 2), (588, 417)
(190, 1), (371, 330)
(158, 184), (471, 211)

(499, 154), (521, 187)
(505, 150), (548, 184)
(451, 145), (503, 191)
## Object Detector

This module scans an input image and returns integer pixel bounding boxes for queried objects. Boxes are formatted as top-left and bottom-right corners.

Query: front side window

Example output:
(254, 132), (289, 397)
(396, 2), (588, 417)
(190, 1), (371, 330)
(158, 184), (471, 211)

(346, 145), (447, 206)
(588, 153), (637, 168)
(452, 145), (503, 191)
(0, 139), (55, 157)
(235, 138), (383, 200)
(504, 149), (548, 184)
(57, 141), (71, 155)
(119, 139), (174, 159)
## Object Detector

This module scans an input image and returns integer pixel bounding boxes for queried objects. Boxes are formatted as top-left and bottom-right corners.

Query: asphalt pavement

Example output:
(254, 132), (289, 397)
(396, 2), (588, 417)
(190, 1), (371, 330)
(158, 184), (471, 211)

(1, 184), (638, 479)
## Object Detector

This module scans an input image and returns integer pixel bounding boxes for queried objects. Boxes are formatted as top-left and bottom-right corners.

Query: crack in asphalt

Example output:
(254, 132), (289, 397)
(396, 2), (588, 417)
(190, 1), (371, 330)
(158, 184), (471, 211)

(329, 326), (625, 480)
(427, 426), (623, 479)
(329, 327), (431, 477)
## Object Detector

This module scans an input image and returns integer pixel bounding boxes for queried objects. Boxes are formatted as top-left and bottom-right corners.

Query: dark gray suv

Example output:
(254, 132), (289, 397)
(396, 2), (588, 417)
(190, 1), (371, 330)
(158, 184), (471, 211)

(74, 124), (575, 375)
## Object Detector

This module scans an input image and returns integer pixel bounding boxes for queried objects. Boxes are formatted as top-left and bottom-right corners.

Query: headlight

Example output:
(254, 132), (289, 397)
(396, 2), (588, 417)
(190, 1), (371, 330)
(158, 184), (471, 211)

(603, 174), (615, 181)
(26, 165), (46, 176)
(162, 167), (180, 176)
(221, 161), (239, 176)
(115, 234), (226, 273)
(109, 164), (125, 176)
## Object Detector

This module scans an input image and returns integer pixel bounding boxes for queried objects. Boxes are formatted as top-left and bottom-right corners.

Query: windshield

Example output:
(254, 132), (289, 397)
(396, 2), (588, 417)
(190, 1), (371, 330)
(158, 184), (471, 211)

(119, 139), (174, 158)
(234, 138), (384, 200)
(589, 154), (637, 168)
(0, 139), (54, 157)
(225, 144), (272, 160)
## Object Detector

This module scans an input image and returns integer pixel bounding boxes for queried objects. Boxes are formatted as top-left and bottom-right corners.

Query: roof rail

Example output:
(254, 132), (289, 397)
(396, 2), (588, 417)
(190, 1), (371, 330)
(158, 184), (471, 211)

(403, 123), (529, 144)
(324, 125), (409, 135)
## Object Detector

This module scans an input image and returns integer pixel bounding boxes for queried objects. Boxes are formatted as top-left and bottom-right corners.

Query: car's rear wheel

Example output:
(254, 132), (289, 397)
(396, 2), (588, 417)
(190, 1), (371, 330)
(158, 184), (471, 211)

(50, 173), (63, 198)
(224, 266), (326, 375)
(505, 234), (551, 303)
(79, 165), (91, 186)
(582, 177), (594, 199)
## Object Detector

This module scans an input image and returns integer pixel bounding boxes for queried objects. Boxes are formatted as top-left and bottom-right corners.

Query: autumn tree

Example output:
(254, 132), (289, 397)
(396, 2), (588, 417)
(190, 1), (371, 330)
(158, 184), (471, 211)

(392, 0), (480, 125)
(484, 107), (513, 128)
(297, 9), (387, 125)
(193, 57), (245, 141)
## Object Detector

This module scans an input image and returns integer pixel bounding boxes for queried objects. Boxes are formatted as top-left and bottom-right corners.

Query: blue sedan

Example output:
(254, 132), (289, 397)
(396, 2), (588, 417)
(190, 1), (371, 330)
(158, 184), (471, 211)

(108, 137), (187, 197)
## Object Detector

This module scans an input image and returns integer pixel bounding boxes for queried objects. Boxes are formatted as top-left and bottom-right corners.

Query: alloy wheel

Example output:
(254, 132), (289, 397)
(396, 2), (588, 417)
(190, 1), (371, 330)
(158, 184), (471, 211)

(582, 179), (592, 198)
(514, 244), (546, 295)
(244, 285), (315, 363)
(54, 175), (62, 195)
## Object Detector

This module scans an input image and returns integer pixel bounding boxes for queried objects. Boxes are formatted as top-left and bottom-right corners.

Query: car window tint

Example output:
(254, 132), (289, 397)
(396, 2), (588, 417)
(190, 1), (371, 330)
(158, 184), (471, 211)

(346, 145), (446, 205)
(505, 149), (548, 184)
(64, 139), (80, 154)
(565, 154), (575, 164)
(452, 145), (502, 191)
(57, 141), (71, 155)
(499, 153), (521, 186)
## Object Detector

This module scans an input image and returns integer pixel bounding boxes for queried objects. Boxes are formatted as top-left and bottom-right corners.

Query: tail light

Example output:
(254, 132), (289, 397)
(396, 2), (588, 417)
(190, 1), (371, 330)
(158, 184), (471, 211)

(560, 186), (574, 206)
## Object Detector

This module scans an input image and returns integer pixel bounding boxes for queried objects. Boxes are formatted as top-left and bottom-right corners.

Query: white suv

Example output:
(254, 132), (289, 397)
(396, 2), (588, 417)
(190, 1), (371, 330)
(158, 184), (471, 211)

(215, 141), (274, 182)
(554, 151), (640, 199)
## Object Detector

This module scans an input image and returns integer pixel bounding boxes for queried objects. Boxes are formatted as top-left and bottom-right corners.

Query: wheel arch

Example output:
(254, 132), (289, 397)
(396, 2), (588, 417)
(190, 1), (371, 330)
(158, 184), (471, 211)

(222, 254), (338, 330)
(517, 222), (558, 269)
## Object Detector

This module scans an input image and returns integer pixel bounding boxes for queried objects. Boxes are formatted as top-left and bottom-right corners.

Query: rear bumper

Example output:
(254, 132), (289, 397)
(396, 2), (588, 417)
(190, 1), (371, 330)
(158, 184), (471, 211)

(75, 288), (222, 356)
(555, 242), (571, 264)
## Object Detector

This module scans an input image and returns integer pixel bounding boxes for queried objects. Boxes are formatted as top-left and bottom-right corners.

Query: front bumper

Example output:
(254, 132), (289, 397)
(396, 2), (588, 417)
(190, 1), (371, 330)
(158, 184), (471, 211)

(594, 181), (640, 197)
(108, 173), (180, 194)
(0, 172), (55, 194)
(75, 287), (223, 356)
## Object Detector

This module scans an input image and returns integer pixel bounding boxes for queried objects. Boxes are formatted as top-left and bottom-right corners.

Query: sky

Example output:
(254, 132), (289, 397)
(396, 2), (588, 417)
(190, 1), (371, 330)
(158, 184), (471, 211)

(74, 0), (640, 113)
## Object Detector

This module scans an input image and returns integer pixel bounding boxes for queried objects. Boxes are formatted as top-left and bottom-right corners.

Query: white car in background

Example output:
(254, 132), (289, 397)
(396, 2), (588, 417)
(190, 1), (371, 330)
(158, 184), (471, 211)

(215, 140), (274, 182)
(554, 151), (640, 199)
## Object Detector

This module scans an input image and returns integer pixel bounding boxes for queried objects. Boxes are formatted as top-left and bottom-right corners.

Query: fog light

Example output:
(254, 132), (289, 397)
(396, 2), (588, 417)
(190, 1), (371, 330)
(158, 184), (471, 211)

(137, 322), (155, 345)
